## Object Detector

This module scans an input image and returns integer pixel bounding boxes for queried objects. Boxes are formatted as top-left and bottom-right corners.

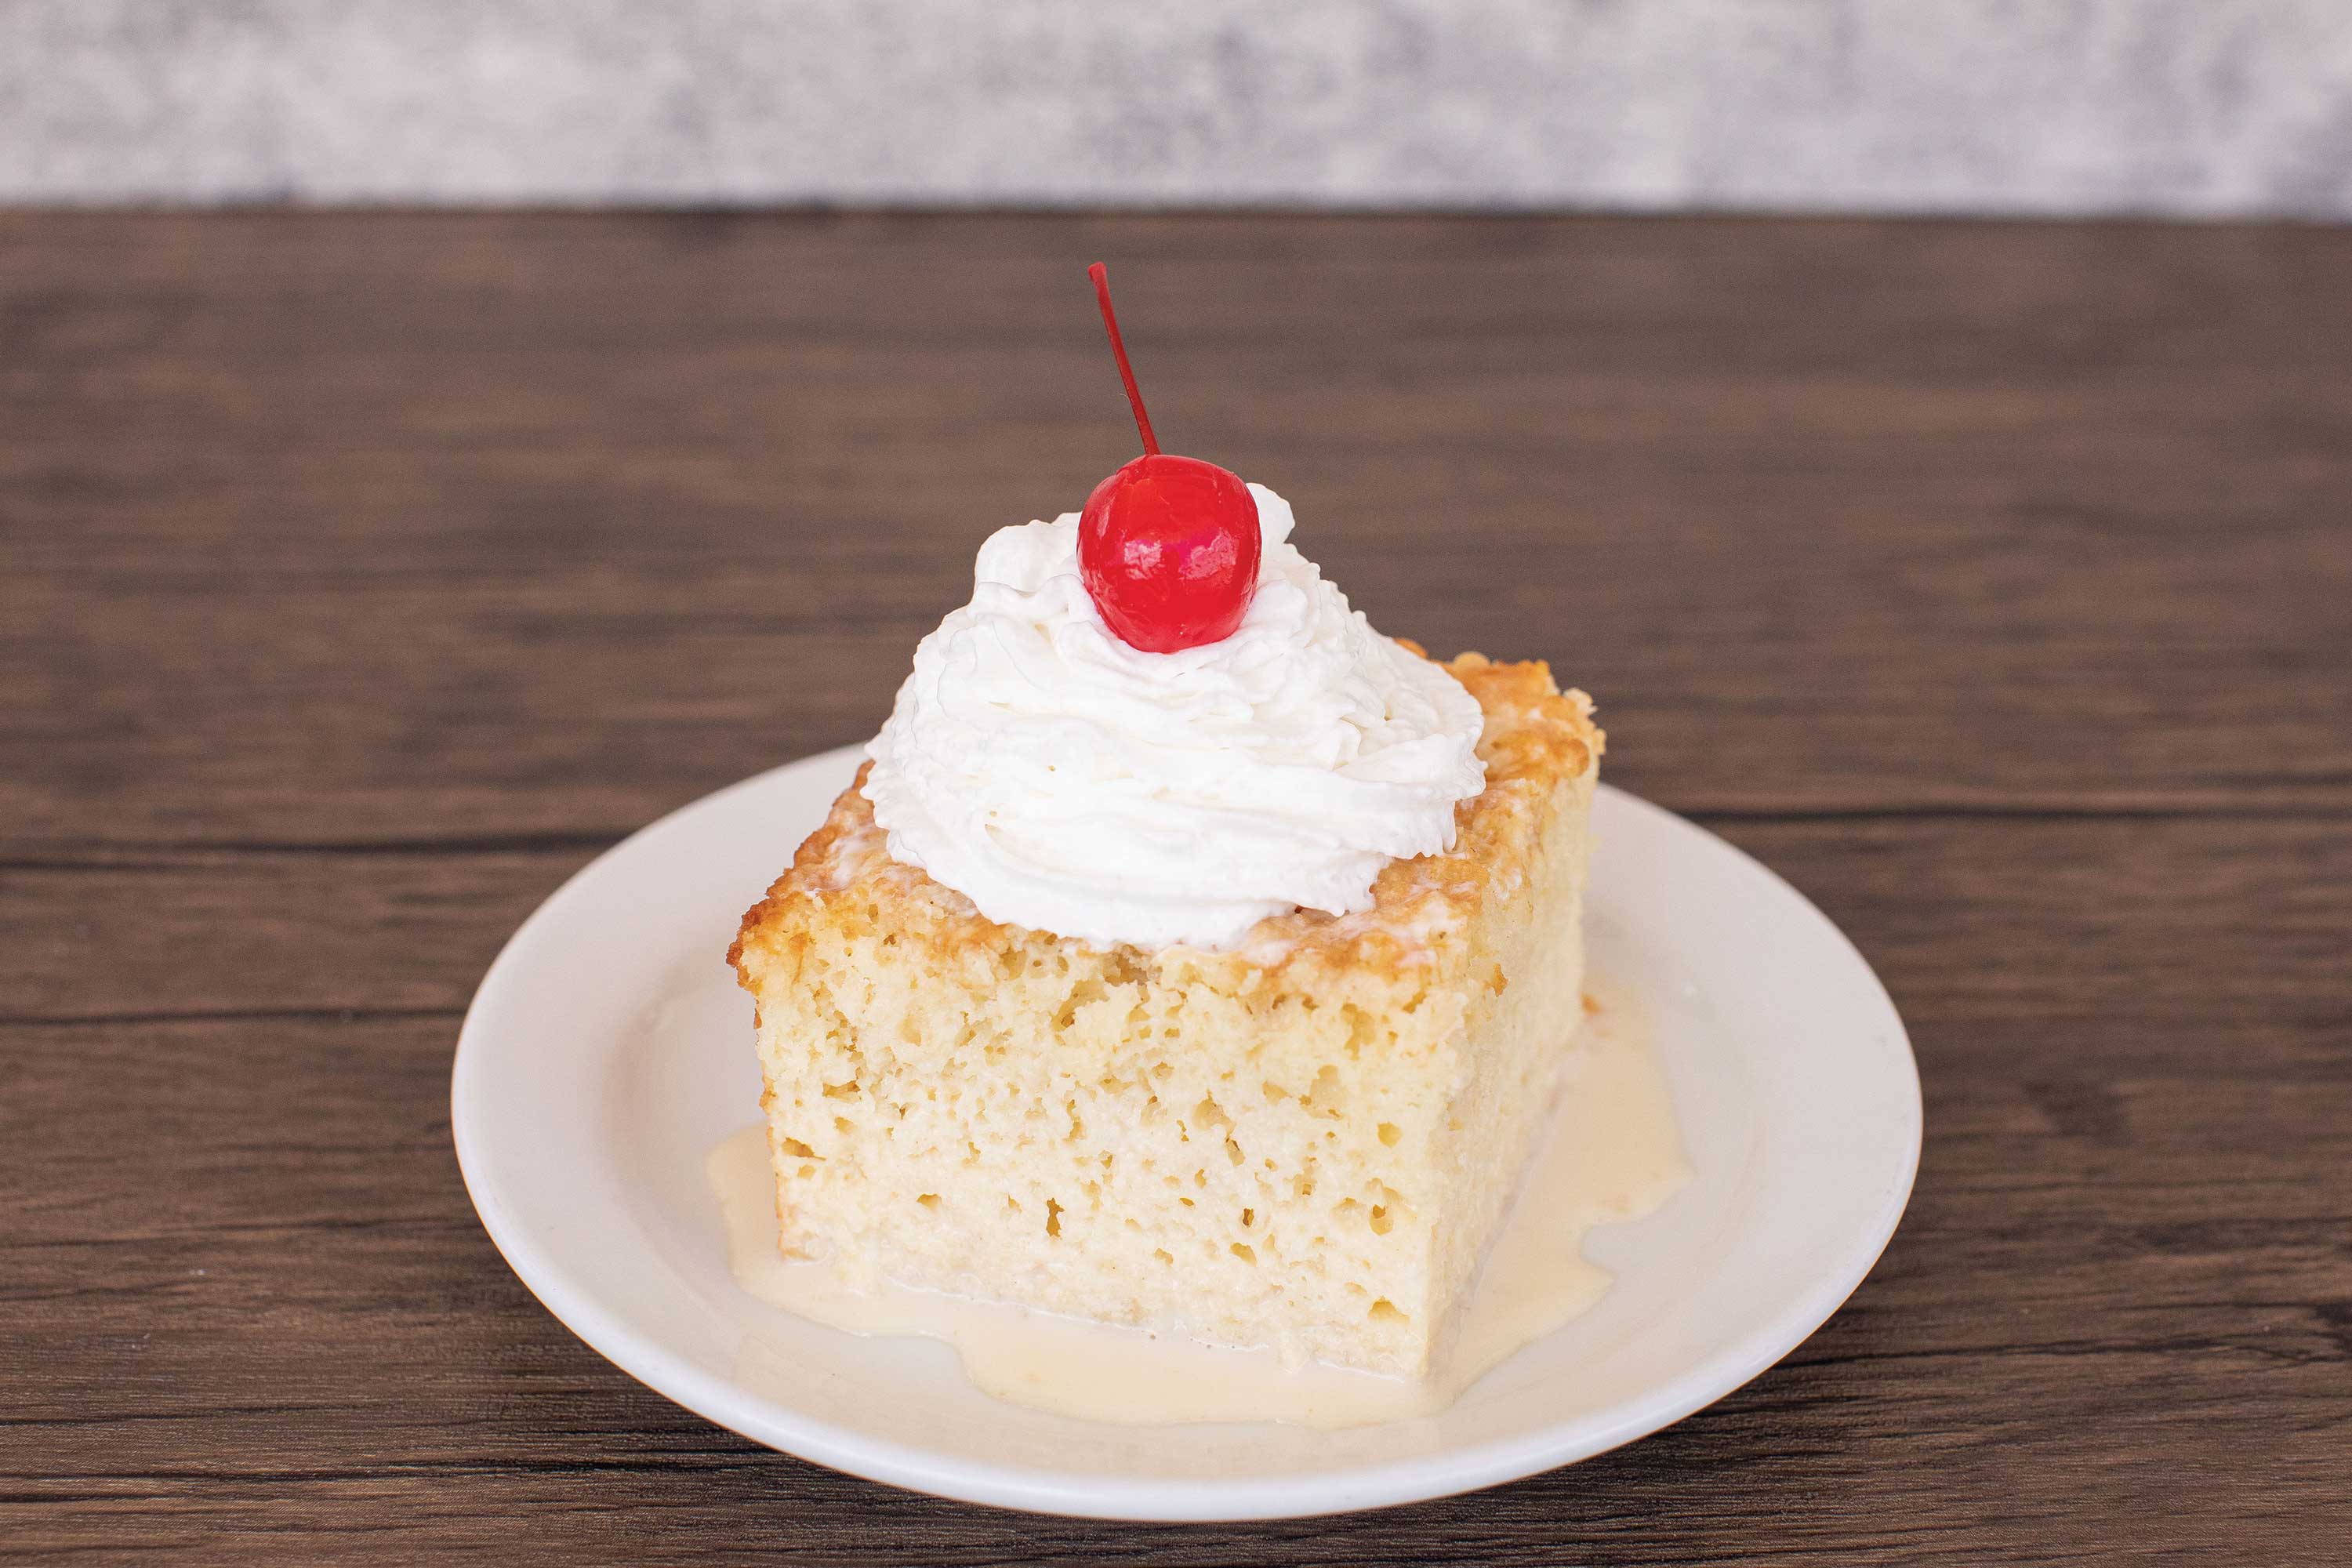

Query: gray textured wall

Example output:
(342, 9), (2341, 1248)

(5, 0), (2350, 216)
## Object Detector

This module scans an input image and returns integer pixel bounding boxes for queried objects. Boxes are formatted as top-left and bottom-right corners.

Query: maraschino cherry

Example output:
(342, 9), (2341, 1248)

(1078, 263), (1261, 654)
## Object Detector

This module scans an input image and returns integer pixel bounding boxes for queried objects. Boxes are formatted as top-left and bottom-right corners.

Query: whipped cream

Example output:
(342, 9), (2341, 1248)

(861, 485), (1487, 951)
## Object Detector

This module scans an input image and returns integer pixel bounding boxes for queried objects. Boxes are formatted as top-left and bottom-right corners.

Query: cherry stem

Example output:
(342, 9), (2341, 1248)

(1088, 263), (1160, 457)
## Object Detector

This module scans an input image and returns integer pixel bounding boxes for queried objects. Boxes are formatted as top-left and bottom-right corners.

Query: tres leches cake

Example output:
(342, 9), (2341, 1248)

(728, 267), (1603, 1381)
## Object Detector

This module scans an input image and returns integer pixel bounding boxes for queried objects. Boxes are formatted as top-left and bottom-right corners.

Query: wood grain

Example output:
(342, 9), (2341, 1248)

(2, 212), (2347, 1563)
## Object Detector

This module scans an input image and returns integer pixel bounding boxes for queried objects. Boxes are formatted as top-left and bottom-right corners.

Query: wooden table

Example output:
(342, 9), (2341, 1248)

(5, 212), (2347, 1563)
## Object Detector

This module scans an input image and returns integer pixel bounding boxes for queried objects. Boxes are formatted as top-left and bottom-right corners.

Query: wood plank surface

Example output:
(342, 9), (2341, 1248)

(2, 212), (2347, 1563)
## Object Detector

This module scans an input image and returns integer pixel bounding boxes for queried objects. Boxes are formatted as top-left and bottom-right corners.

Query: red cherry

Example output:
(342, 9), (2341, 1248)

(1080, 455), (1261, 653)
(1077, 263), (1261, 654)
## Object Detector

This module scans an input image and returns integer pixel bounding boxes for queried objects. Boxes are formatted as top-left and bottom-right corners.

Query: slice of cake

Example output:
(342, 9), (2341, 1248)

(729, 652), (1601, 1377)
(729, 266), (1606, 1381)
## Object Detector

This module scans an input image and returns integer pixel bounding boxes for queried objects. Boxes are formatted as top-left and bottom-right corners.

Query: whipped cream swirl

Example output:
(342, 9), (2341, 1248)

(862, 485), (1486, 951)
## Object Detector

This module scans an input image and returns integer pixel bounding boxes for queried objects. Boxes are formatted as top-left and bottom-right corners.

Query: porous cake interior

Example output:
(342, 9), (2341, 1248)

(731, 655), (1599, 1377)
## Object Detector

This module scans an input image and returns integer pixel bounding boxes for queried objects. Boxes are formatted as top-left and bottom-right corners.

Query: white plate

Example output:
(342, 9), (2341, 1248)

(453, 746), (1920, 1521)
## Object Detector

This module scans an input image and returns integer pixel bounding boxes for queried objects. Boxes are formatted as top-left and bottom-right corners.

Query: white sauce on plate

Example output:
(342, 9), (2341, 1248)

(709, 975), (1687, 1429)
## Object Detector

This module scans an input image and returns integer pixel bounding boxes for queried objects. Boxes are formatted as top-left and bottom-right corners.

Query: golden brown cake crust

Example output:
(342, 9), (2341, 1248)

(729, 651), (1601, 990)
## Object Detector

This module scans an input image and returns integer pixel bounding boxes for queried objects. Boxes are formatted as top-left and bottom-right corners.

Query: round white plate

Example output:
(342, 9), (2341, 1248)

(453, 746), (1919, 1521)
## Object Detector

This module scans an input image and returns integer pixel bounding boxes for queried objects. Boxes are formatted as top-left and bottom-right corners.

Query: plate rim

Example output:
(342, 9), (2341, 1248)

(452, 746), (1922, 1521)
